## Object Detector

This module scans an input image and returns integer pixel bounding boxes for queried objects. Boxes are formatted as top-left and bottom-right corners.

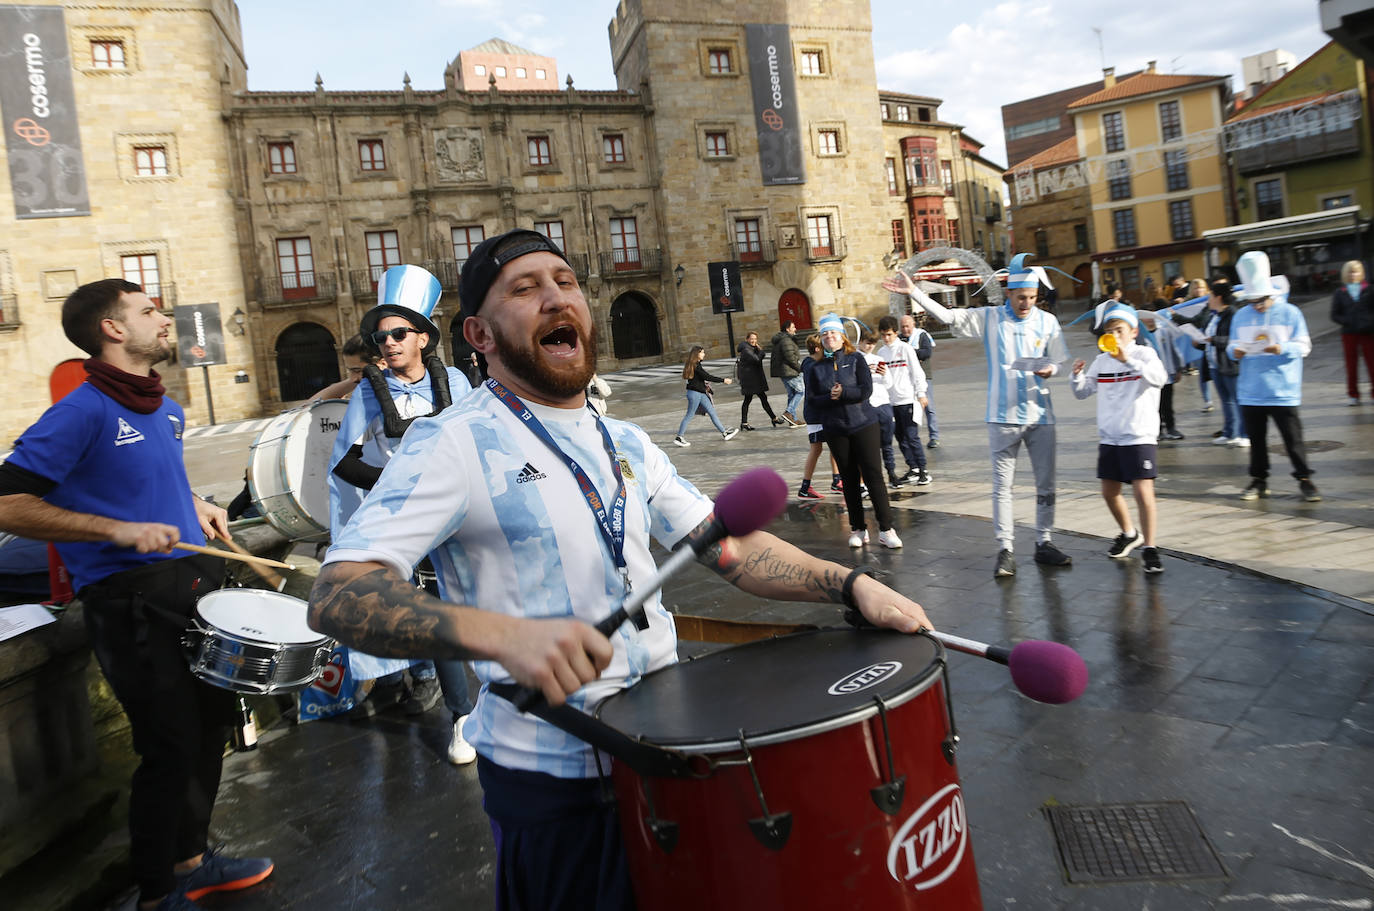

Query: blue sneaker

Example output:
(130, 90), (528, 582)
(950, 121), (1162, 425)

(177, 846), (274, 900)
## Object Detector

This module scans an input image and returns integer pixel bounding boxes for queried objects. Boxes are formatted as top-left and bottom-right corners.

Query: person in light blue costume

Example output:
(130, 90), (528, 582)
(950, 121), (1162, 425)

(885, 253), (1072, 578)
(1227, 251), (1320, 503)
(326, 265), (477, 761)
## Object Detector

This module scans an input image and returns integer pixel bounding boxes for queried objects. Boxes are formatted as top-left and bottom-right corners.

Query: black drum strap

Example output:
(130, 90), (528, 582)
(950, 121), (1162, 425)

(364, 356), (454, 439)
(490, 681), (694, 778)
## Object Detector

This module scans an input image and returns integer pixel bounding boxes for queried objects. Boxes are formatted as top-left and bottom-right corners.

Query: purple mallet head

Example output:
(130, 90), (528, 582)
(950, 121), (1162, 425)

(714, 467), (789, 536)
(1008, 640), (1089, 704)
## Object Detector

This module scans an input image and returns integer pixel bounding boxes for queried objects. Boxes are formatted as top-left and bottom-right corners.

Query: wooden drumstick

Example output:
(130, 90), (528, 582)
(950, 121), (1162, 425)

(217, 534), (290, 589)
(174, 541), (297, 573)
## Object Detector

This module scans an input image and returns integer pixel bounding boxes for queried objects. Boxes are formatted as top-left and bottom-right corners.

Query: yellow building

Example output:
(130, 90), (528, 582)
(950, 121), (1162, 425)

(1068, 64), (1232, 304)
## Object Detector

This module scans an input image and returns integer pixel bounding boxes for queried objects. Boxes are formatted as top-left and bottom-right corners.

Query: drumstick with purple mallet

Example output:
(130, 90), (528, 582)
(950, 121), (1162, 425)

(511, 466), (791, 710)
(927, 631), (1088, 704)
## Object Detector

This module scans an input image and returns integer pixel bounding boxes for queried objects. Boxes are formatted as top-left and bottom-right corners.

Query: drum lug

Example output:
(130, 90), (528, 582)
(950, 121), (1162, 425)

(870, 776), (906, 815)
(638, 777), (680, 854)
(737, 729), (792, 851)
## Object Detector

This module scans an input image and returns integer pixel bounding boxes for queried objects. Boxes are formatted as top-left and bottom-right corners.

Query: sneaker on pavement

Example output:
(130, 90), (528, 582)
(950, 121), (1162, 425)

(1239, 479), (1268, 500)
(782, 412), (799, 426)
(740, 423), (755, 431)
(1034, 541), (1073, 566)
(673, 435), (690, 447)
(178, 847), (274, 901)
(1229, 437), (1251, 448)
(1142, 546), (1164, 574)
(1201, 403), (1214, 413)
(447, 714), (477, 765)
(721, 428), (739, 441)
(927, 439), (940, 449)
(1159, 429), (1185, 441)
(915, 469), (933, 486)
(1211, 435), (1233, 446)
(1349, 397), (1361, 406)
(994, 549), (1016, 577)
(888, 473), (906, 489)
(900, 469), (919, 483)
(831, 476), (844, 492)
(1299, 479), (1322, 502)
(1107, 530), (1142, 559)
(401, 676), (441, 715)
(797, 485), (823, 499)
(1211, 430), (1227, 438)
(878, 528), (903, 549)
(847, 529), (869, 548)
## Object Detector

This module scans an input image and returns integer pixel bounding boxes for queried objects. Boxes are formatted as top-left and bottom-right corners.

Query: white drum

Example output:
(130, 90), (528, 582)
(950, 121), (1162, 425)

(247, 399), (347, 541)
(187, 589), (334, 694)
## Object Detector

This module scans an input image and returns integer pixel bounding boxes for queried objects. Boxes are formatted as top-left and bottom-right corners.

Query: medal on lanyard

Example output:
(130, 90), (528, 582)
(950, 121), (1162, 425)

(485, 379), (644, 630)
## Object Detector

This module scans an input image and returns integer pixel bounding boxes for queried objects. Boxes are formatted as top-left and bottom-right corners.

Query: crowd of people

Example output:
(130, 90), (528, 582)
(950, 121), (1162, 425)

(0, 241), (1356, 911)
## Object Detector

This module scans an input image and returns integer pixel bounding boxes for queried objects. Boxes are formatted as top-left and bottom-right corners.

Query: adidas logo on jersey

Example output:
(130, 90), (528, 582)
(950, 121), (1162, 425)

(515, 462), (547, 484)
(114, 417), (145, 446)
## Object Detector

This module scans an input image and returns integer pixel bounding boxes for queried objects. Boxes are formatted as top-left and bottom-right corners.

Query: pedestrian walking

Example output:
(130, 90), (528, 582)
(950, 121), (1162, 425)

(769, 320), (805, 425)
(674, 345), (737, 446)
(1332, 259), (1373, 406)
(736, 332), (781, 430)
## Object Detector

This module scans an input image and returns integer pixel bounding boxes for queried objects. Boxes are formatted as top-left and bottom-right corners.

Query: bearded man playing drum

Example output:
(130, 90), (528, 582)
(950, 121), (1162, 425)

(308, 230), (933, 911)
(0, 280), (273, 911)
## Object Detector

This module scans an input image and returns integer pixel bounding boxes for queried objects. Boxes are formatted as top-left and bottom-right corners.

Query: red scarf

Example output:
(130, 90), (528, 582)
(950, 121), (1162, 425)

(84, 358), (166, 414)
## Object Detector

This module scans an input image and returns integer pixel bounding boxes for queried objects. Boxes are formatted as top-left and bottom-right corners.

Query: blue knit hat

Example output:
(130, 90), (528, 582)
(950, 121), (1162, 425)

(817, 313), (844, 335)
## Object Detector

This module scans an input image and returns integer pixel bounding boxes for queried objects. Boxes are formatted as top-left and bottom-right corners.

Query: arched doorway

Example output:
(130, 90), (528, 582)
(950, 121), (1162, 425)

(778, 288), (812, 330)
(1072, 262), (1092, 294)
(276, 323), (338, 401)
(610, 292), (662, 359)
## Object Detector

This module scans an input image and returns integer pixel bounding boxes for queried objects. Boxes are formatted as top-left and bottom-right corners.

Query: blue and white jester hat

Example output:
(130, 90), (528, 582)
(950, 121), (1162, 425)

(361, 264), (443, 354)
(1004, 253), (1054, 290)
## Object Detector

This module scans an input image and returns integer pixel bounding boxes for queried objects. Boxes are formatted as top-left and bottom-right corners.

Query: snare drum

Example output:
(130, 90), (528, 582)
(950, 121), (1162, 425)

(596, 628), (982, 910)
(246, 399), (348, 541)
(187, 589), (334, 694)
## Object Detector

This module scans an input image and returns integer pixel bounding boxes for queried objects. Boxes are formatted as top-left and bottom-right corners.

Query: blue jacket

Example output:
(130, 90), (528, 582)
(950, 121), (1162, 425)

(802, 350), (876, 434)
(1230, 301), (1310, 407)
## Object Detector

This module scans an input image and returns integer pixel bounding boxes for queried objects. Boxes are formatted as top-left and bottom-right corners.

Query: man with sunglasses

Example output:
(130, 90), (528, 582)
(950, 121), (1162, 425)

(328, 265), (475, 755)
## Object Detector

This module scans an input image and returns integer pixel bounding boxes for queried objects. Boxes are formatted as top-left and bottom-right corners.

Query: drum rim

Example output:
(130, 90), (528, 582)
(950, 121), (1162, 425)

(196, 588), (331, 646)
(596, 630), (947, 754)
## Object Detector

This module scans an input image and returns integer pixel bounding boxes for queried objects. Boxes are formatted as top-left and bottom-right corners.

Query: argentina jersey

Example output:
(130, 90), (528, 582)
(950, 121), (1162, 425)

(325, 388), (713, 778)
(948, 305), (1067, 424)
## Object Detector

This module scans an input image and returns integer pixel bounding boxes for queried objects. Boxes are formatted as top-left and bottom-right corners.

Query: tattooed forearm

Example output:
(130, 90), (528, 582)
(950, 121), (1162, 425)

(307, 561), (477, 660)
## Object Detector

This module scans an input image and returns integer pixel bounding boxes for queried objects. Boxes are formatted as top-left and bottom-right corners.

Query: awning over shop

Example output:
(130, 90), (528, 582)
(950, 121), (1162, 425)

(1201, 204), (1365, 247)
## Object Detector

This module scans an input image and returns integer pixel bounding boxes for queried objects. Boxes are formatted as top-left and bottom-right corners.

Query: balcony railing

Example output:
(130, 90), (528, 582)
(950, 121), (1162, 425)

(804, 235), (847, 263)
(349, 267), (387, 299)
(729, 238), (778, 267)
(565, 252), (591, 281)
(259, 272), (337, 308)
(0, 294), (18, 329)
(141, 282), (177, 311)
(421, 259), (465, 290)
(985, 202), (1003, 223)
(599, 247), (662, 277)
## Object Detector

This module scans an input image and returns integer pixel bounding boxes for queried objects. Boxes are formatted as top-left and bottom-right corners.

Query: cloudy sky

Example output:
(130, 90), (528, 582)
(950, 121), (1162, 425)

(235, 0), (1331, 167)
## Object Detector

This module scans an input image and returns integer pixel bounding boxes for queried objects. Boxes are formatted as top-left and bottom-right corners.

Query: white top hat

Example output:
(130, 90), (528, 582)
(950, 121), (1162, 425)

(1235, 251), (1285, 301)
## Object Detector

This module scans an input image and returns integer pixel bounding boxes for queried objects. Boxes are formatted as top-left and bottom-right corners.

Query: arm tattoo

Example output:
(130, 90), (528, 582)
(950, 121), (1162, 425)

(686, 507), (849, 604)
(307, 563), (476, 660)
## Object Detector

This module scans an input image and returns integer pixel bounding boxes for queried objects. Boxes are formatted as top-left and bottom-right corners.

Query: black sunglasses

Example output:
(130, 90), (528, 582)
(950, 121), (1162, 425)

(371, 327), (423, 345)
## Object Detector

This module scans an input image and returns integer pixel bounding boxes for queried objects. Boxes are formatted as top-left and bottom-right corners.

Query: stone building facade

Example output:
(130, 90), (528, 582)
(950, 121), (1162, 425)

(0, 0), (256, 445)
(1003, 137), (1096, 303)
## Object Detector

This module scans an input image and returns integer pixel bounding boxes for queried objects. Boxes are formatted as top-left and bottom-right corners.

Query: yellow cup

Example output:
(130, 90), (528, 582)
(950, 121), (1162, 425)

(1097, 333), (1118, 355)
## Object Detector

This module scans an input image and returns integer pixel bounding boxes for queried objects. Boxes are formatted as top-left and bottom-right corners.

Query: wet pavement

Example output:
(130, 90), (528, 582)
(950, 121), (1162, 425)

(51, 295), (1374, 909)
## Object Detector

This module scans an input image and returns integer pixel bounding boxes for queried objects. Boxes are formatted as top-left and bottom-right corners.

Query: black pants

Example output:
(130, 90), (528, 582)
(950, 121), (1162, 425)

(740, 392), (776, 424)
(1242, 405), (1312, 480)
(827, 421), (893, 531)
(1159, 382), (1177, 432)
(81, 555), (232, 902)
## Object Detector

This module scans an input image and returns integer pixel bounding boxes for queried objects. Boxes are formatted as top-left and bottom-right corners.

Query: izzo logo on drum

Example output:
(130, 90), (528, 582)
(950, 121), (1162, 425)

(827, 660), (902, 695)
(887, 783), (968, 891)
(318, 417), (341, 433)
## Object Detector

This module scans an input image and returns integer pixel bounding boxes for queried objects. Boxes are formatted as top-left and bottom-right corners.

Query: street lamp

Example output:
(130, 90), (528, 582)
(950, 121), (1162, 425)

(230, 307), (246, 336)
(674, 263), (685, 287)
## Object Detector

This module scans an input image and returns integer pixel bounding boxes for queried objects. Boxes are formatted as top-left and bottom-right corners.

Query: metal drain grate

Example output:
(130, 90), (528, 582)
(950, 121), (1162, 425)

(1044, 801), (1228, 884)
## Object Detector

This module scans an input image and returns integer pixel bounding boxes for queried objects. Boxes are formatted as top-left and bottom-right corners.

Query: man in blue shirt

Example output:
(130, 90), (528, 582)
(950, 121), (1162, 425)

(0, 280), (272, 911)
(1228, 251), (1320, 502)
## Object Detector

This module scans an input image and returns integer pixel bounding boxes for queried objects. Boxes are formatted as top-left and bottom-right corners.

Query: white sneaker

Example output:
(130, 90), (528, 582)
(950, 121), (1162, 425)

(673, 435), (690, 447)
(878, 528), (903, 549)
(1211, 435), (1232, 446)
(847, 529), (869, 547)
(721, 428), (739, 441)
(1200, 403), (1214, 413)
(1229, 437), (1251, 448)
(447, 714), (477, 765)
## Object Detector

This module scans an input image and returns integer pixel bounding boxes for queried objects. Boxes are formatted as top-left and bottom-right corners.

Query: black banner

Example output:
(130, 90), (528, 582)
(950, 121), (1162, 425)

(0, 5), (90, 218)
(746, 24), (804, 186)
(175, 303), (227, 367)
(708, 261), (744, 315)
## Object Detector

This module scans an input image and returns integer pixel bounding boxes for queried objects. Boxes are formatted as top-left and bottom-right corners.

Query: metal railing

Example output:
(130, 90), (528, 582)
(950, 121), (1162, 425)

(729, 238), (778, 267)
(143, 282), (177, 311)
(598, 247), (662, 276)
(259, 272), (337, 307)
(0, 294), (17, 328)
(349, 267), (387, 299)
(804, 235), (847, 263)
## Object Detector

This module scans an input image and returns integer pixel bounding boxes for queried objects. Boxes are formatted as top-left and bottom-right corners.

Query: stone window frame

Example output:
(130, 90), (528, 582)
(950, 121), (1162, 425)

(812, 122), (847, 158)
(597, 129), (633, 172)
(798, 204), (844, 261)
(261, 135), (306, 181)
(699, 39), (742, 78)
(72, 25), (138, 76)
(522, 132), (560, 174)
(796, 42), (830, 78)
(696, 121), (738, 162)
(115, 132), (179, 182)
(726, 205), (771, 255)
(101, 239), (173, 311)
(346, 133), (394, 181)
(357, 138), (387, 173)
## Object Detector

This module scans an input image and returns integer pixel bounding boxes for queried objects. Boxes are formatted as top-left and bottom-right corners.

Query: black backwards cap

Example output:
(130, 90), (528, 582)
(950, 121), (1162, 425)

(458, 229), (572, 321)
